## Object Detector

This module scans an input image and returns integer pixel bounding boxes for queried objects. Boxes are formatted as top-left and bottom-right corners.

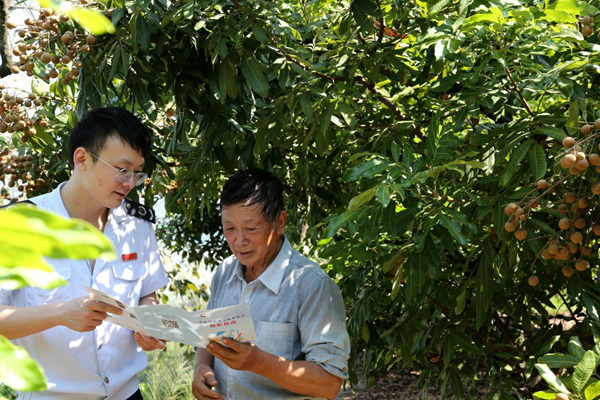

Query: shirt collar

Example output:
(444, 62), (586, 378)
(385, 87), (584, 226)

(230, 235), (292, 295)
(50, 181), (127, 224)
(48, 182), (71, 218)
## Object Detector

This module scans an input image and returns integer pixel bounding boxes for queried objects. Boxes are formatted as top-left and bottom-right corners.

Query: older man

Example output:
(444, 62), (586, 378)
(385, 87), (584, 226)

(192, 168), (350, 400)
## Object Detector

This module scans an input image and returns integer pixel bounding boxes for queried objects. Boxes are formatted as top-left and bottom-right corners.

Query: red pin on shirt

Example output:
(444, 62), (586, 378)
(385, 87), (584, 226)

(122, 253), (138, 261)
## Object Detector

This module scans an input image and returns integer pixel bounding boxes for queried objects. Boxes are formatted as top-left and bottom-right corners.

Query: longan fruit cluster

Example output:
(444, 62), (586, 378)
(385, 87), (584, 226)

(0, 148), (48, 198)
(505, 120), (600, 287)
(7, 7), (97, 84)
(581, 15), (595, 38)
(0, 84), (48, 143)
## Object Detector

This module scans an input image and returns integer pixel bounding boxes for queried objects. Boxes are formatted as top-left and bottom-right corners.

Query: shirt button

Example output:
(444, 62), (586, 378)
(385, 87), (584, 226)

(98, 343), (103, 350)
(103, 377), (109, 384)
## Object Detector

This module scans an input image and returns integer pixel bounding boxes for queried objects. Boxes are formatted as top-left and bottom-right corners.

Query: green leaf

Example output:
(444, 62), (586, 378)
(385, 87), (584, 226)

(241, 57), (268, 98)
(572, 351), (596, 394)
(0, 336), (46, 391)
(134, 13), (151, 51)
(538, 353), (579, 368)
(569, 336), (585, 360)
(376, 183), (390, 207)
(528, 144), (547, 180)
(351, 0), (380, 32)
(66, 7), (116, 35)
(438, 214), (467, 246)
(300, 94), (313, 121)
(405, 252), (427, 303)
(348, 186), (377, 210)
(500, 141), (532, 186)
(532, 391), (559, 400)
(535, 363), (569, 394)
(345, 158), (390, 181)
(584, 381), (600, 400)
(534, 126), (566, 141)
(0, 206), (115, 276)
(548, 0), (596, 16)
(324, 209), (362, 237)
(475, 238), (495, 329)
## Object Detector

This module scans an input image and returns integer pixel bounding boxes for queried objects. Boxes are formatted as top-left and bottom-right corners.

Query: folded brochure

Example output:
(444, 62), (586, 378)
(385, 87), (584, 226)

(85, 286), (256, 348)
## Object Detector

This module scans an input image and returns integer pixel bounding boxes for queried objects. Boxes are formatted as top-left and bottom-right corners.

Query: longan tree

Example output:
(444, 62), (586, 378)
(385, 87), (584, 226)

(5, 0), (600, 398)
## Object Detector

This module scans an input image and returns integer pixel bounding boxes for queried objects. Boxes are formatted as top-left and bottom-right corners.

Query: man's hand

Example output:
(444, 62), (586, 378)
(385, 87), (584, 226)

(206, 338), (266, 373)
(134, 332), (166, 351)
(192, 364), (221, 400)
(56, 296), (123, 332)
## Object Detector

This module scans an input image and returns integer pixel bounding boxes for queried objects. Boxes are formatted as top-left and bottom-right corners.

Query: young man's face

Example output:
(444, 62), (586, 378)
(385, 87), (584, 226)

(86, 136), (145, 209)
(221, 202), (286, 274)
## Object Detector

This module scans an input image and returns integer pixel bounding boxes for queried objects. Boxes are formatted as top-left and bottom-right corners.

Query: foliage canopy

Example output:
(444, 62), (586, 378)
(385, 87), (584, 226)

(6, 0), (600, 397)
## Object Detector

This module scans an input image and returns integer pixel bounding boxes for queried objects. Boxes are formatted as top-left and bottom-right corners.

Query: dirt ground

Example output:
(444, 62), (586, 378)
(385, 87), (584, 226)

(335, 366), (489, 400)
(336, 368), (444, 400)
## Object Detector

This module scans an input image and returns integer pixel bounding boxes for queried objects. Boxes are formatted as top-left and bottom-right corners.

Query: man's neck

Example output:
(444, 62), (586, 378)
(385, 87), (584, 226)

(60, 180), (109, 230)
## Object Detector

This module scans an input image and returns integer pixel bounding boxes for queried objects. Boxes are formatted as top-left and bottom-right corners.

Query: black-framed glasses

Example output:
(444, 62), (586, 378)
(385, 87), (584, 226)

(89, 152), (148, 187)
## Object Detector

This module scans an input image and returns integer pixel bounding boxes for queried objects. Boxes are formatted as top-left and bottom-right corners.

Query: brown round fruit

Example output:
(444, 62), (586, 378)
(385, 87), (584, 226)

(562, 265), (574, 277)
(558, 203), (569, 214)
(562, 136), (576, 148)
(590, 153), (600, 166)
(61, 33), (72, 44)
(541, 249), (552, 259)
(557, 247), (571, 260)
(574, 218), (586, 229)
(570, 231), (584, 243)
(515, 229), (528, 240)
(560, 153), (577, 168)
(582, 24), (594, 37)
(577, 159), (590, 171)
(504, 202), (518, 216)
(86, 35), (96, 45)
(528, 275), (539, 287)
(582, 123), (594, 134)
(537, 179), (548, 189)
(565, 192), (577, 203)
(558, 218), (571, 230)
(576, 259), (588, 271)
(581, 246), (592, 256)
(567, 242), (579, 254)
(578, 198), (589, 209)
(504, 221), (517, 232)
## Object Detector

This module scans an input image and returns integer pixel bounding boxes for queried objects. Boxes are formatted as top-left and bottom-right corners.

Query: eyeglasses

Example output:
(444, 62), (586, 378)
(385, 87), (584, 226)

(89, 152), (148, 187)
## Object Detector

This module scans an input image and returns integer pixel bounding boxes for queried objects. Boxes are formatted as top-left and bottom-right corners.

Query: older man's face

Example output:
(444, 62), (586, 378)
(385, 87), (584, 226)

(221, 202), (286, 275)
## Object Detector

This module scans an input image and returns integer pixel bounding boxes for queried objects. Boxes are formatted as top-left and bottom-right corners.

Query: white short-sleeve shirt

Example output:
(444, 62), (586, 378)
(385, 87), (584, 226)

(0, 183), (170, 400)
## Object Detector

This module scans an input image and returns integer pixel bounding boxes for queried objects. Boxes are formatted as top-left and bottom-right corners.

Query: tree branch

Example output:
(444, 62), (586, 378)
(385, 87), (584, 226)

(0, 0), (12, 78)
(505, 67), (534, 118)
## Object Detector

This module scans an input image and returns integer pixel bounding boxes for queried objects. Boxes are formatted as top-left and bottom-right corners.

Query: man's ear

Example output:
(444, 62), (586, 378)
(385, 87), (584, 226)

(72, 147), (89, 171)
(276, 211), (287, 233)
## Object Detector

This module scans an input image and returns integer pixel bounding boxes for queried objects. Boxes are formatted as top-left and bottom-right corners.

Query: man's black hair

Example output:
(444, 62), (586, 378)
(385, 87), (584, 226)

(68, 107), (151, 169)
(220, 168), (284, 225)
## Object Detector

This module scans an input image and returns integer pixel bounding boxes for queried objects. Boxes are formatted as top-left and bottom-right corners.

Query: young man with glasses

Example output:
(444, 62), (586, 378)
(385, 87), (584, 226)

(0, 107), (169, 400)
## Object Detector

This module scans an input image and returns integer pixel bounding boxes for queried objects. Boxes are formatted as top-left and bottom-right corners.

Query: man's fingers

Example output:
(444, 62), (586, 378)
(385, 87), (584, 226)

(221, 338), (241, 349)
(206, 341), (229, 357)
(203, 369), (218, 387)
(89, 300), (123, 315)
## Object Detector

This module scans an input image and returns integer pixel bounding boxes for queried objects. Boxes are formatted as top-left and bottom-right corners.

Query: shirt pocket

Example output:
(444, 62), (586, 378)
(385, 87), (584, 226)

(254, 321), (296, 360)
(112, 261), (146, 282)
(26, 263), (72, 307)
